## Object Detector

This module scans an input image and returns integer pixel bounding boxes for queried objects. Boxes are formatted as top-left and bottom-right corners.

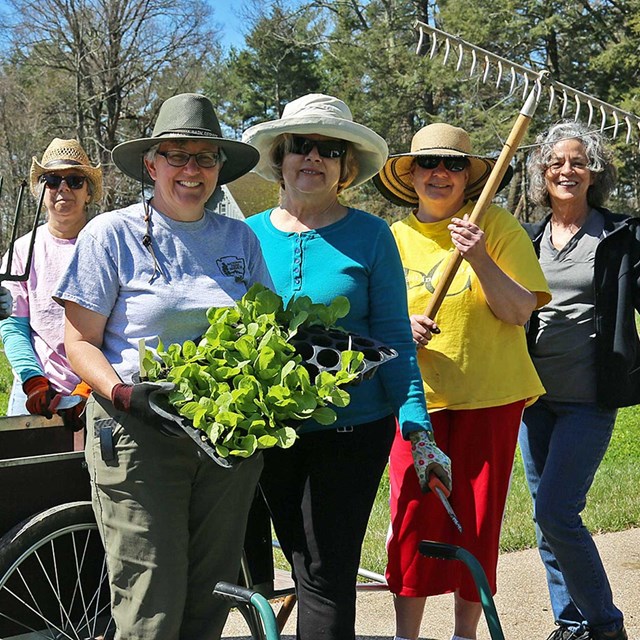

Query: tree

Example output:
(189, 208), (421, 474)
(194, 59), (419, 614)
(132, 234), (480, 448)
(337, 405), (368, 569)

(0, 0), (218, 219)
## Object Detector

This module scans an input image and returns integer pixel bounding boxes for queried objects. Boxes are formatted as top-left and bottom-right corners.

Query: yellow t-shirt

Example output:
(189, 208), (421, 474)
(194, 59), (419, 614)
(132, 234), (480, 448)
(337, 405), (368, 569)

(390, 202), (551, 411)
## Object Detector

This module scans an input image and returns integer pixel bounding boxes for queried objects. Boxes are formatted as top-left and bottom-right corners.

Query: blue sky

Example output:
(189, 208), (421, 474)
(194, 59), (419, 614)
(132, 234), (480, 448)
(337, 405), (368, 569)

(211, 2), (248, 50)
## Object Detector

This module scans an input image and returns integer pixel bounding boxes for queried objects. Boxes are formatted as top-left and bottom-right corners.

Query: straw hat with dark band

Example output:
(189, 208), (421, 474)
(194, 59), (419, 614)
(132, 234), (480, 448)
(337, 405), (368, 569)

(242, 93), (388, 189)
(112, 93), (259, 185)
(30, 138), (103, 202)
(374, 123), (512, 207)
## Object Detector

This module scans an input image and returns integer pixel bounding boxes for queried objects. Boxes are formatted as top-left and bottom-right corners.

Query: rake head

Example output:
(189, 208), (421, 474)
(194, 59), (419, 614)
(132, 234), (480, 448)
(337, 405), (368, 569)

(0, 179), (46, 283)
(415, 21), (640, 148)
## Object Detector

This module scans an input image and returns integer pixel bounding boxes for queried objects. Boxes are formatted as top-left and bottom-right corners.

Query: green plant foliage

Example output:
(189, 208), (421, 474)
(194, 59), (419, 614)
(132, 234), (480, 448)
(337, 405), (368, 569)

(142, 284), (364, 460)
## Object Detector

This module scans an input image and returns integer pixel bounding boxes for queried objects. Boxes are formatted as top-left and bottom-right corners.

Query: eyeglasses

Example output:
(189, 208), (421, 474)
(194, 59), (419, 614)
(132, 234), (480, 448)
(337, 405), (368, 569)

(40, 174), (87, 190)
(415, 156), (469, 172)
(289, 136), (347, 159)
(157, 150), (223, 168)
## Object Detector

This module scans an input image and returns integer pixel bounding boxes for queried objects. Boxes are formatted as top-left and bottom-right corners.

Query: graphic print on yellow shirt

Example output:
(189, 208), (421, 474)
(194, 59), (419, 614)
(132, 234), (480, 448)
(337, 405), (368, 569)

(391, 202), (551, 411)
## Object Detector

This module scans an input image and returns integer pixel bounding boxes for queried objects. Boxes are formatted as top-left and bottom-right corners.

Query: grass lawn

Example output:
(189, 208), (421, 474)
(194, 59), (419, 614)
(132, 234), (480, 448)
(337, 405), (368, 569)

(359, 404), (640, 573)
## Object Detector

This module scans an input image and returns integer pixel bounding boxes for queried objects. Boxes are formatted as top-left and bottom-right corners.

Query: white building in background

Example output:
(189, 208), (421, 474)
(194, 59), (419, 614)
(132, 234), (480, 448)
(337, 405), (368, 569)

(214, 185), (244, 220)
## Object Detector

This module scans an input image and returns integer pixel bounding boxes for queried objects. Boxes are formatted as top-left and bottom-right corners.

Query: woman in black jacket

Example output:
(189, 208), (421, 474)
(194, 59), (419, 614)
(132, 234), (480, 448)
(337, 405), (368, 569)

(521, 121), (635, 640)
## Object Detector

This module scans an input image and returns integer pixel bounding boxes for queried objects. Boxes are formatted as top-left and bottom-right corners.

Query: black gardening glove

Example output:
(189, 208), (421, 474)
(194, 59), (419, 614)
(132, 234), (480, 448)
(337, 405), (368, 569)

(111, 381), (183, 437)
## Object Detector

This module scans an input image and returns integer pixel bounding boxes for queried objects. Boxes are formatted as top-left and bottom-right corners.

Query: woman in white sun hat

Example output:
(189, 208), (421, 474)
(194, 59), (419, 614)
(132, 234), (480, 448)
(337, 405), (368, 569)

(0, 138), (102, 428)
(242, 94), (451, 640)
(375, 122), (550, 640)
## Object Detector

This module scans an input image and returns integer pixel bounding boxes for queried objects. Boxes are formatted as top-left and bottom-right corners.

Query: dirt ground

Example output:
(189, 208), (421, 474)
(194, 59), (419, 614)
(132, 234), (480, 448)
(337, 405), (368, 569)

(222, 527), (640, 640)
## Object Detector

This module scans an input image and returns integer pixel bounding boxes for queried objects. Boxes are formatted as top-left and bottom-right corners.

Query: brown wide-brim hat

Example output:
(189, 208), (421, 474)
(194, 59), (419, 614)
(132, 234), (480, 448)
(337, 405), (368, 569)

(30, 138), (103, 202)
(112, 93), (259, 185)
(374, 123), (512, 207)
(242, 93), (388, 189)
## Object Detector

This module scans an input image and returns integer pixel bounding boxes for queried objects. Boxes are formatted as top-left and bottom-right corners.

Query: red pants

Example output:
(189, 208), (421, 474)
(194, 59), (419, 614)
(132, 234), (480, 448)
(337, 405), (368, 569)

(386, 401), (524, 601)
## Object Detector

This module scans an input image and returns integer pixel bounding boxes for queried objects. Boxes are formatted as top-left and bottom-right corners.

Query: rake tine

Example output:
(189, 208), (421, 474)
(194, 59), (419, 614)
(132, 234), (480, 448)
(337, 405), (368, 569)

(443, 36), (451, 65)
(416, 24), (426, 56)
(612, 112), (620, 139)
(429, 31), (438, 59)
(522, 73), (530, 100)
(2, 181), (26, 281)
(625, 117), (633, 144)
(469, 48), (477, 77)
(496, 60), (503, 88)
(600, 106), (607, 132)
(456, 44), (464, 72)
(548, 85), (556, 112)
(19, 185), (46, 283)
(0, 176), (3, 201)
(482, 55), (491, 84)
(508, 67), (517, 97)
(574, 95), (582, 122)
(586, 100), (594, 127)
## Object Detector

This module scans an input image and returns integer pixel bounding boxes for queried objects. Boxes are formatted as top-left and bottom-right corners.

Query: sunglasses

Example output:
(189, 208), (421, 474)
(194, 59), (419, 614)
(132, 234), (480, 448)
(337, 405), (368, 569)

(40, 174), (87, 190)
(289, 136), (347, 159)
(157, 150), (223, 168)
(415, 156), (469, 172)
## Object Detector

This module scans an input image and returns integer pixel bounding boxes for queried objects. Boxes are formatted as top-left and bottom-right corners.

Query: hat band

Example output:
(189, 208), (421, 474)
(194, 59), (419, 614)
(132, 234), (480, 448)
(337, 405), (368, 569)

(414, 146), (470, 154)
(154, 128), (221, 138)
(44, 159), (83, 168)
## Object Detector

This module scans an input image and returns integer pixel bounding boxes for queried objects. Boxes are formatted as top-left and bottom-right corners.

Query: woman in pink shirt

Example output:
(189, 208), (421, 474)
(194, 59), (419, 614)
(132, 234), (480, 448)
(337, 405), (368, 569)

(0, 138), (102, 428)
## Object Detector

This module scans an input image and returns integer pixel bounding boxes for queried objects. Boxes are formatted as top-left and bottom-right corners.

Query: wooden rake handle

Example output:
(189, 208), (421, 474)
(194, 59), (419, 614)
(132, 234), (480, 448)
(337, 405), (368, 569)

(424, 83), (543, 320)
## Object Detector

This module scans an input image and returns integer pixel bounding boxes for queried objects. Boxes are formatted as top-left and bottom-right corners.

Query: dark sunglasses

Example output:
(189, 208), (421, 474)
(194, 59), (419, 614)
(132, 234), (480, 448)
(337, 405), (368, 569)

(157, 150), (222, 168)
(415, 156), (469, 172)
(40, 174), (87, 190)
(289, 136), (347, 159)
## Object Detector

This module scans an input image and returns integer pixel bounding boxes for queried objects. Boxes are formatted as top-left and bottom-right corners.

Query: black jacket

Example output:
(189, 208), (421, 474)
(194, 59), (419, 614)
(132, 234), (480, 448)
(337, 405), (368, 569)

(524, 208), (640, 409)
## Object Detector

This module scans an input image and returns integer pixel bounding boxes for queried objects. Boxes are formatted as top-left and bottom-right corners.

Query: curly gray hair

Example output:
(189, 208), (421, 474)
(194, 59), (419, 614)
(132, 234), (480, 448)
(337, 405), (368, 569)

(527, 121), (617, 208)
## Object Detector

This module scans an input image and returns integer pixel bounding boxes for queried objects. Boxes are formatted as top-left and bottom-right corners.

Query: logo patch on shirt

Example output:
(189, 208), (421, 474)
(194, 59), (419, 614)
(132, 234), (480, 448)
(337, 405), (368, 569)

(217, 256), (246, 283)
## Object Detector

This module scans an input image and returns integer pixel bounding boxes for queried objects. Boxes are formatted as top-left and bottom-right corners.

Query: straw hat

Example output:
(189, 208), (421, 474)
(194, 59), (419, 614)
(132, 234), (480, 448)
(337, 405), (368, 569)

(374, 123), (512, 207)
(242, 93), (388, 189)
(112, 93), (259, 185)
(30, 138), (103, 202)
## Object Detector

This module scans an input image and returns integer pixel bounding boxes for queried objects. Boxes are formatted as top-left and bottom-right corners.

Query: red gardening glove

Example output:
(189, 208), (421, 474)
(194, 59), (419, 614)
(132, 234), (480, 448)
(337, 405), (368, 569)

(23, 375), (55, 418)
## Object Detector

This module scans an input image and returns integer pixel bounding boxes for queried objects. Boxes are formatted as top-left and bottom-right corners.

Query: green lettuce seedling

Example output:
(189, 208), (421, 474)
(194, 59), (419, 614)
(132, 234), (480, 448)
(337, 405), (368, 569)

(143, 284), (364, 460)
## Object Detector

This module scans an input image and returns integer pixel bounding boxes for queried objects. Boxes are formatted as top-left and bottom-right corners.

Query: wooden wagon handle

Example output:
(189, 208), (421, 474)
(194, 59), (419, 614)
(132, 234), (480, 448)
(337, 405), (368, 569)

(424, 81), (543, 320)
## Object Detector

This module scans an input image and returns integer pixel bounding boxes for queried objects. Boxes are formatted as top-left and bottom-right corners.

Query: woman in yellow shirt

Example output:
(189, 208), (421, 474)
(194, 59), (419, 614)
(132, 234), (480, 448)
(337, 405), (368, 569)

(375, 123), (550, 640)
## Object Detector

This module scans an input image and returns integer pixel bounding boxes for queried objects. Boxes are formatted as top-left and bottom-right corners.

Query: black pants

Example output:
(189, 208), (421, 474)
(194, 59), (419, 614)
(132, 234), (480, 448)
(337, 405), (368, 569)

(259, 415), (395, 640)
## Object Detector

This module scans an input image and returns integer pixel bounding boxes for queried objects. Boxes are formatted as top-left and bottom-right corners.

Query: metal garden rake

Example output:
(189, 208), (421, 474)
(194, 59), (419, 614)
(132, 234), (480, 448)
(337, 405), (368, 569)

(414, 21), (640, 319)
(0, 179), (46, 285)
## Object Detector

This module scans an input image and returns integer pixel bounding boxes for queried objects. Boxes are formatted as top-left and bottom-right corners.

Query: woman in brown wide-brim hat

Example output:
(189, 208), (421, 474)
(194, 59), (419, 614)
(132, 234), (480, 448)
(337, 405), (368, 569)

(0, 137), (102, 428)
(375, 122), (551, 640)
(54, 93), (273, 638)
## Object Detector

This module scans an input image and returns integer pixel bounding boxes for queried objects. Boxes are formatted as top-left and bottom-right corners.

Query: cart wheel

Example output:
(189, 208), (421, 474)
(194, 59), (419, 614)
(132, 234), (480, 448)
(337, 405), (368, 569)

(0, 501), (113, 639)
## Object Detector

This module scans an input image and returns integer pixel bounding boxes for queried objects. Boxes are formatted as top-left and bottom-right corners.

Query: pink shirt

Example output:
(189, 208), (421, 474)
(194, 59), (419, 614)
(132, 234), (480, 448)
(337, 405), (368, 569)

(4, 225), (80, 394)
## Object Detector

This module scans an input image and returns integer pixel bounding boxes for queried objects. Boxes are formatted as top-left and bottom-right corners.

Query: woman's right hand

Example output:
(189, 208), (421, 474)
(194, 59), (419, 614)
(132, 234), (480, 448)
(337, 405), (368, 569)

(410, 314), (440, 347)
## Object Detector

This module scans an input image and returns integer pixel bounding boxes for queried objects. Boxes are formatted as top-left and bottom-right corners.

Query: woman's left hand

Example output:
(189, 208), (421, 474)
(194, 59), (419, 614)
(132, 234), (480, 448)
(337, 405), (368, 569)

(448, 214), (487, 263)
(0, 286), (13, 320)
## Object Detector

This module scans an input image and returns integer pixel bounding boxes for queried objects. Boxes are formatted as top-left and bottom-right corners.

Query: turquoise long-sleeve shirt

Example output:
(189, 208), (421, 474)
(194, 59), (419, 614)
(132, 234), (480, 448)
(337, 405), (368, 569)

(246, 208), (432, 437)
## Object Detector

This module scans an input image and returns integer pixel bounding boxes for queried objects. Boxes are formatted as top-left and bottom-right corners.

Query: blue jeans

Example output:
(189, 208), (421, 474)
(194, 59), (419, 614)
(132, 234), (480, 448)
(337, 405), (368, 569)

(520, 399), (623, 635)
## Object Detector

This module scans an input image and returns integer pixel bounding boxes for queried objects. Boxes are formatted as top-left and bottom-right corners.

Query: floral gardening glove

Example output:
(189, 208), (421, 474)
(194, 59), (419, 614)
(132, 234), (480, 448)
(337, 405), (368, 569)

(409, 430), (452, 494)
(22, 375), (55, 418)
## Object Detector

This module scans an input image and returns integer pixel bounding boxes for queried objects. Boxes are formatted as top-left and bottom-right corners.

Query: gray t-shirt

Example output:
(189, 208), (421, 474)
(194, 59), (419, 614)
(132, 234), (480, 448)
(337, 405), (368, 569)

(530, 208), (604, 402)
(55, 202), (273, 383)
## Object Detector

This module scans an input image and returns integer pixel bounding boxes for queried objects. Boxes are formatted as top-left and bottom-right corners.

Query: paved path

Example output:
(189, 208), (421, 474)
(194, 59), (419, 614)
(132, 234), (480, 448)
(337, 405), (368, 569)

(222, 527), (640, 639)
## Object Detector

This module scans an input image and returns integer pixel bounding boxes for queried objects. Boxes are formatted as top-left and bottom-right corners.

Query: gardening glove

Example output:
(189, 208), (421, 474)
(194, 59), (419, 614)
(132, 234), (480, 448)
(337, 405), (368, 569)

(111, 381), (183, 437)
(23, 375), (55, 418)
(409, 430), (452, 494)
(59, 401), (86, 432)
(0, 286), (12, 319)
